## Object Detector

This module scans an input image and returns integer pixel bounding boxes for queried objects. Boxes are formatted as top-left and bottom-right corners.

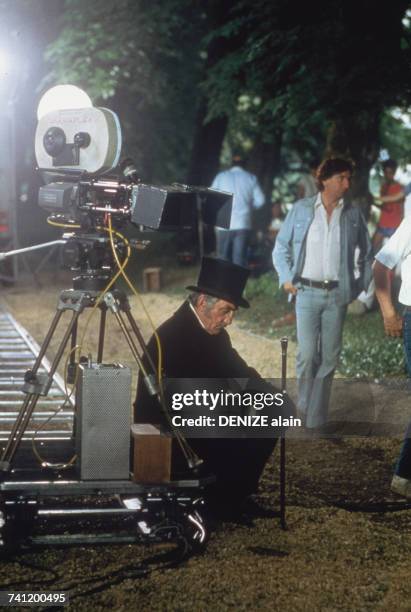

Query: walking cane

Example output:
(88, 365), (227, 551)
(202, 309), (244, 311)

(280, 336), (288, 530)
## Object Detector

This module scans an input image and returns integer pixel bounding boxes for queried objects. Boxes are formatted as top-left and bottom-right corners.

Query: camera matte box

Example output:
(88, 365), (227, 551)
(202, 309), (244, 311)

(130, 184), (232, 230)
(75, 363), (131, 480)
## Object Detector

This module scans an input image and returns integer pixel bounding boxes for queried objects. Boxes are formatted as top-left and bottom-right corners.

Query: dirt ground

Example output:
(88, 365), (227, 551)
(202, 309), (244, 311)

(0, 275), (411, 611)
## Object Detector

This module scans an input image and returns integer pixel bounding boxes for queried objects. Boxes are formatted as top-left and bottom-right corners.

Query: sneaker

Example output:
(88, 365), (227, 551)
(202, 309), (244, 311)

(391, 474), (411, 499)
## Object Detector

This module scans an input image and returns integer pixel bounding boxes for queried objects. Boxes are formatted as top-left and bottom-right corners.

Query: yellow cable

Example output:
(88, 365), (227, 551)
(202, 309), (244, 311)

(106, 216), (199, 466)
(32, 220), (140, 467)
(47, 218), (81, 229)
(45, 214), (198, 466)
(106, 216), (163, 383)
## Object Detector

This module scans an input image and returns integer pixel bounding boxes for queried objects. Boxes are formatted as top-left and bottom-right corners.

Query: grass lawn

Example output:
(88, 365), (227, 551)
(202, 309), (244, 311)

(238, 272), (405, 379)
(117, 236), (405, 380)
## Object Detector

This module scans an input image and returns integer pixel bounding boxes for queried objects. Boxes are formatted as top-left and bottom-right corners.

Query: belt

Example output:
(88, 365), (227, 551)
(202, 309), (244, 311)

(299, 277), (339, 290)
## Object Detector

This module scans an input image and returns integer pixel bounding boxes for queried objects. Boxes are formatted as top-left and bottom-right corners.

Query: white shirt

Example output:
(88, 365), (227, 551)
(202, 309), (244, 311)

(189, 301), (207, 330)
(301, 193), (343, 281)
(211, 166), (265, 230)
(404, 193), (411, 218)
(375, 217), (411, 305)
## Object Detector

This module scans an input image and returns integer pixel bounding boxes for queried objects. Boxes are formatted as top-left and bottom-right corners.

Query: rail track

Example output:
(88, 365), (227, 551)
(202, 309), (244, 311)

(0, 305), (74, 444)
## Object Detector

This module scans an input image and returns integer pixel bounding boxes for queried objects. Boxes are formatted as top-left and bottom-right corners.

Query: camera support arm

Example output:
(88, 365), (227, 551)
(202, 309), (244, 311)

(0, 240), (67, 261)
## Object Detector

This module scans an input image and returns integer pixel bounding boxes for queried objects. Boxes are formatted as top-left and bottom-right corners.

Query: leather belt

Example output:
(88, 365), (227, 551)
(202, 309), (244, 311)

(299, 277), (339, 290)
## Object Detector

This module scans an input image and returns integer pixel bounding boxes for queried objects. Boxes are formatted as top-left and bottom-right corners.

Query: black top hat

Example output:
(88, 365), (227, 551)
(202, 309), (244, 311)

(186, 257), (250, 308)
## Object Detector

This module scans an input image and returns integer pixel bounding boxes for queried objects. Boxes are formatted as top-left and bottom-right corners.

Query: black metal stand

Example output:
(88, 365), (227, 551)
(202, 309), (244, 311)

(0, 474), (209, 556)
(0, 287), (158, 472)
(0, 284), (208, 557)
(280, 337), (288, 530)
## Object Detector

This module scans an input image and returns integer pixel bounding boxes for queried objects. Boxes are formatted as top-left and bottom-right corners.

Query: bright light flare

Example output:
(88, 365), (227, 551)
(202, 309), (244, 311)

(0, 49), (13, 79)
(37, 85), (92, 120)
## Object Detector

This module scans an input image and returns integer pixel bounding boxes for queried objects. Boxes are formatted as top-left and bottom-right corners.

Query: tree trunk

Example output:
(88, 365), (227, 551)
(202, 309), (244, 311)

(186, 0), (242, 187)
(248, 133), (283, 203)
(186, 100), (228, 186)
(247, 133), (283, 230)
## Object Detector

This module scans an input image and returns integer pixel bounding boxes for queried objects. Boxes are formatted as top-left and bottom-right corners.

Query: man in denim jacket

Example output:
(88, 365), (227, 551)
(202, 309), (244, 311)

(273, 158), (372, 429)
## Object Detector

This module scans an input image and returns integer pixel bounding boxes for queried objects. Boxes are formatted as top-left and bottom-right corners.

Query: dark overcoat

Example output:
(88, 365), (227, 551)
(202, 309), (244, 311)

(134, 300), (290, 502)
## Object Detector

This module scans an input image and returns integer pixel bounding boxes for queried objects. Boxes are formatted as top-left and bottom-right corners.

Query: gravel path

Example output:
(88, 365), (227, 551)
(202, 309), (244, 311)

(2, 283), (296, 380)
(0, 279), (410, 611)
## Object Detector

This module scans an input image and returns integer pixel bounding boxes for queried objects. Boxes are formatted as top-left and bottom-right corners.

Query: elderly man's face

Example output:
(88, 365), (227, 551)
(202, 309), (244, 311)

(196, 296), (237, 335)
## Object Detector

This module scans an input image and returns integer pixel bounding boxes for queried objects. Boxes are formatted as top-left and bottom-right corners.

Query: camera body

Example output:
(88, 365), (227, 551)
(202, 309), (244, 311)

(35, 106), (121, 174)
(35, 106), (232, 232)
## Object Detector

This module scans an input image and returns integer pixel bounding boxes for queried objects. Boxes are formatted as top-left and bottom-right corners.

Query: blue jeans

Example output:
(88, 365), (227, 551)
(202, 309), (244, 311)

(395, 311), (411, 479)
(217, 230), (251, 268)
(295, 286), (347, 428)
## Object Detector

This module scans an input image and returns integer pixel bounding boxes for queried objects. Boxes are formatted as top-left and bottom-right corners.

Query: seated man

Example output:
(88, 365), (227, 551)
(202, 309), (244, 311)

(134, 257), (294, 514)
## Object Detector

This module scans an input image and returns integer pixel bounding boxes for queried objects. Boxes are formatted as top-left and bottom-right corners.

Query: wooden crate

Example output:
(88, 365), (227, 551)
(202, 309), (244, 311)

(142, 267), (162, 292)
(131, 423), (172, 483)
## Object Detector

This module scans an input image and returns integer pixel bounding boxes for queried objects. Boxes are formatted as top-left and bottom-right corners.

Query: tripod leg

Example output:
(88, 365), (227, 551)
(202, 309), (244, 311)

(0, 309), (64, 467)
(66, 318), (78, 385)
(106, 291), (201, 469)
(29, 309), (65, 376)
(112, 291), (158, 374)
(0, 309), (82, 469)
(123, 309), (157, 375)
(97, 306), (107, 363)
(0, 394), (35, 469)
(103, 292), (158, 397)
(70, 319), (78, 363)
(111, 309), (144, 370)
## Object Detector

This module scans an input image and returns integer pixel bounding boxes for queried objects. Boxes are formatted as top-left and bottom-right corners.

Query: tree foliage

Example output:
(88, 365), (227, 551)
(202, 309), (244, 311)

(45, 0), (206, 181)
(205, 0), (411, 206)
(40, 0), (411, 202)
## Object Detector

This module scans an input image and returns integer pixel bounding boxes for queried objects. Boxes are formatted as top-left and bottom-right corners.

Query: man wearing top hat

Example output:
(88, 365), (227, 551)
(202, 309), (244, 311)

(134, 257), (294, 515)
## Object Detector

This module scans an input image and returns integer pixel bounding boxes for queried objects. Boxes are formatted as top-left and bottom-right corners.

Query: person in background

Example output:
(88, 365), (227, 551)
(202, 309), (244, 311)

(211, 154), (265, 267)
(266, 200), (285, 246)
(296, 159), (320, 200)
(373, 220), (411, 499)
(350, 159), (405, 315)
(373, 159), (405, 252)
(273, 158), (373, 430)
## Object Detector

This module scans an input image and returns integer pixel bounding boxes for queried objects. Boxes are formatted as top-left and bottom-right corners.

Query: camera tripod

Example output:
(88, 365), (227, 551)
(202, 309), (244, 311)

(0, 271), (208, 557)
(0, 283), (167, 472)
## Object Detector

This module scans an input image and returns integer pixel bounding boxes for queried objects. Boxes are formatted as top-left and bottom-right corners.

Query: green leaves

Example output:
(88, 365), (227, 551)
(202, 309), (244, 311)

(44, 0), (206, 181)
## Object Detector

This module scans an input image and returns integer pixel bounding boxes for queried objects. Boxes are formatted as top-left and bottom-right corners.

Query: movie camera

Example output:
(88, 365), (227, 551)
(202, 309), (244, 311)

(0, 92), (233, 557)
(35, 104), (231, 289)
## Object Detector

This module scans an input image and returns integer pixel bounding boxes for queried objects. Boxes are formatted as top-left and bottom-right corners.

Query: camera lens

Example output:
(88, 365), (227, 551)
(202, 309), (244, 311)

(74, 132), (91, 148)
(43, 127), (66, 157)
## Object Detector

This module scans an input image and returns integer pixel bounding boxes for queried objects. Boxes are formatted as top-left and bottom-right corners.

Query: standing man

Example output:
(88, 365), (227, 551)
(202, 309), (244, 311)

(211, 154), (265, 267)
(373, 221), (411, 499)
(273, 158), (373, 430)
